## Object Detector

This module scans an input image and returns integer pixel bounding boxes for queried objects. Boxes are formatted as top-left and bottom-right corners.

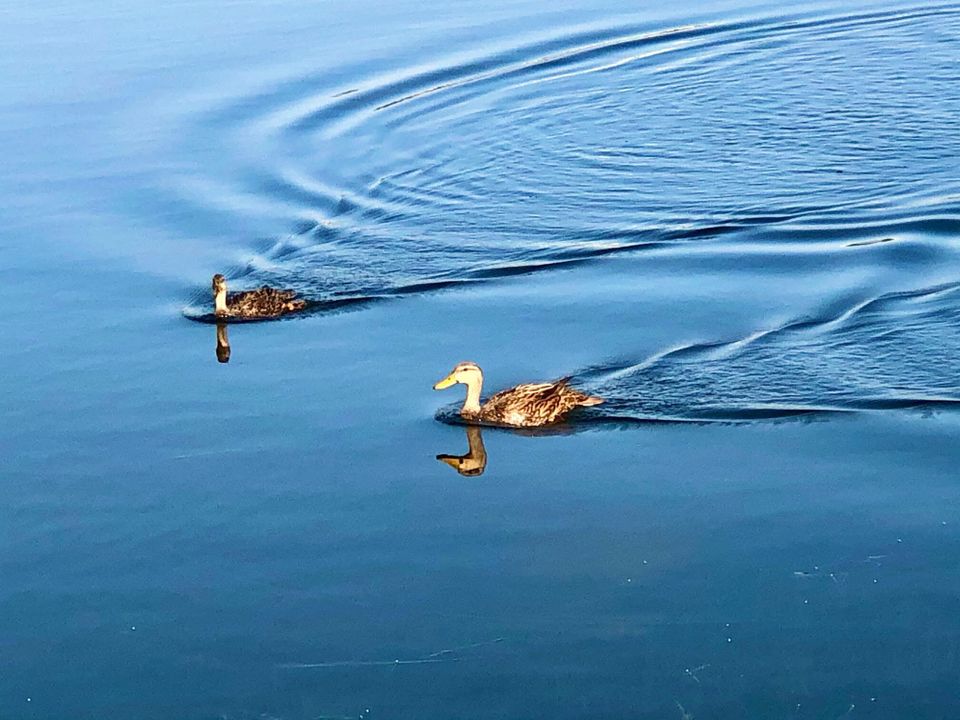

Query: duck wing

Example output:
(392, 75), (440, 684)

(227, 287), (306, 318)
(482, 377), (602, 426)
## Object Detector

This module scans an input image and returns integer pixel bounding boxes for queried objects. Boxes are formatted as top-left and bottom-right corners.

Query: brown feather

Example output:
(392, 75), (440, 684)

(222, 287), (306, 319)
(477, 377), (603, 427)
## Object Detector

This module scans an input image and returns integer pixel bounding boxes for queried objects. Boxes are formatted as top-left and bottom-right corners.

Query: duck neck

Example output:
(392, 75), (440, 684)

(214, 288), (228, 315)
(462, 375), (483, 416)
(466, 425), (486, 461)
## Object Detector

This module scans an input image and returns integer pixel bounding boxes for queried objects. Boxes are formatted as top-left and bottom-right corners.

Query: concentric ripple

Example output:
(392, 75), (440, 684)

(156, 1), (960, 419)
(166, 1), (960, 307)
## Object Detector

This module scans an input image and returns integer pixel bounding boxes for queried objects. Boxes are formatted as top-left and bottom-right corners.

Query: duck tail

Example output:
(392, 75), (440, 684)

(555, 377), (604, 408)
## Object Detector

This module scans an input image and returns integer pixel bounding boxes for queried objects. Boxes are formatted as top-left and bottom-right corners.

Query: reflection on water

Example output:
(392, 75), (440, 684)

(436, 425), (488, 476)
(215, 323), (231, 363)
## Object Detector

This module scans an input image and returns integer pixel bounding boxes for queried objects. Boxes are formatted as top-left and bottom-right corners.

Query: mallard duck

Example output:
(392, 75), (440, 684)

(437, 426), (488, 476)
(212, 274), (306, 319)
(433, 361), (603, 427)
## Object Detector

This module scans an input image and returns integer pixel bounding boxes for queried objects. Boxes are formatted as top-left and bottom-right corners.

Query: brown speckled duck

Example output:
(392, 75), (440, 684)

(433, 361), (603, 427)
(212, 274), (306, 319)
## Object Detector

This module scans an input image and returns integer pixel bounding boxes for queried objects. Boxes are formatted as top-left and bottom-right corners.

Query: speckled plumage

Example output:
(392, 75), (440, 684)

(434, 361), (603, 428)
(222, 287), (306, 318)
(472, 377), (602, 427)
(212, 274), (306, 319)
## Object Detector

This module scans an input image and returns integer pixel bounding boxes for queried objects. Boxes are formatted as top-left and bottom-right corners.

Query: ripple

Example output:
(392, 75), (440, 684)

(158, 1), (960, 313)
(165, 1), (960, 422)
(420, 279), (960, 427)
(574, 281), (960, 421)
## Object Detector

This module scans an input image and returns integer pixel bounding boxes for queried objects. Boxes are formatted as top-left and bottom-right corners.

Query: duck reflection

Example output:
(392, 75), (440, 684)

(215, 323), (231, 363)
(436, 425), (488, 477)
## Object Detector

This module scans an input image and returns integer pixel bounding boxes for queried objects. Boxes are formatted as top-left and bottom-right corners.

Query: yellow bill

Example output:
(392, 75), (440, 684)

(433, 374), (457, 390)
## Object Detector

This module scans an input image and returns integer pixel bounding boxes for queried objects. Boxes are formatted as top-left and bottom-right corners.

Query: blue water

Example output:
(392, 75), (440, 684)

(3, 0), (960, 717)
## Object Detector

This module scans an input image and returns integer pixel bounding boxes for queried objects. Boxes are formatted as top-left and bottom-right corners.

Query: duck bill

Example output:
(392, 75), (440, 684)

(433, 374), (456, 390)
(436, 454), (462, 470)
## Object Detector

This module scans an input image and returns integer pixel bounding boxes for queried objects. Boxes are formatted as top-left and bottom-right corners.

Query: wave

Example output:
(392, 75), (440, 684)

(565, 281), (960, 422)
(160, 0), (960, 314)
(424, 280), (960, 426)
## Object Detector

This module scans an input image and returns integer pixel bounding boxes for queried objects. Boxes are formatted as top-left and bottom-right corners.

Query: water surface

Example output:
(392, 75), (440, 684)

(2, 0), (960, 718)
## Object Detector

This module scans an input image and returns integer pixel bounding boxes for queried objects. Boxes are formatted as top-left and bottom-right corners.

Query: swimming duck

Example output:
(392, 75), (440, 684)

(212, 274), (306, 319)
(437, 426), (488, 476)
(433, 361), (603, 427)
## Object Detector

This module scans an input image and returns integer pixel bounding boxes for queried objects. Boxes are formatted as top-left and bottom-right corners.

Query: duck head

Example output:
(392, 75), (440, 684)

(434, 361), (484, 415)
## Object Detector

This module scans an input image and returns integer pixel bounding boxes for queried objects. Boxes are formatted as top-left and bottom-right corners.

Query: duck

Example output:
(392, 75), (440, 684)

(437, 426), (488, 476)
(212, 274), (307, 319)
(433, 361), (603, 427)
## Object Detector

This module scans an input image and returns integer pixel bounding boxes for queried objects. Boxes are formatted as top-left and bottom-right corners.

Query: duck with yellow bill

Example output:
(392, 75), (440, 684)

(433, 361), (603, 428)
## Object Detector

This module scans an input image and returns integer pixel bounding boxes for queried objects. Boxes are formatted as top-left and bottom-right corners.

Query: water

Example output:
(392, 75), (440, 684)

(2, 0), (960, 717)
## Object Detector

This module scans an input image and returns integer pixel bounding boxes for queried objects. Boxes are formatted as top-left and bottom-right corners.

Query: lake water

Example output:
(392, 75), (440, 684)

(2, 0), (960, 717)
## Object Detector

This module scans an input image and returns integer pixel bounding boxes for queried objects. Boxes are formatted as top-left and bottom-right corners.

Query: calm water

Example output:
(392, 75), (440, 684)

(2, 0), (960, 717)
